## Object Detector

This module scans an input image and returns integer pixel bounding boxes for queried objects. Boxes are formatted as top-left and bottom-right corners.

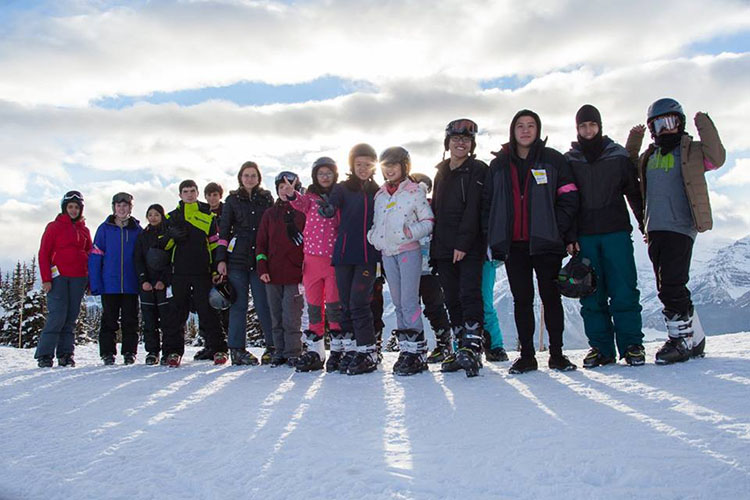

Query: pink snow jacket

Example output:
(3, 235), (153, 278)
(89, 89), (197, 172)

(289, 191), (339, 258)
(367, 179), (434, 256)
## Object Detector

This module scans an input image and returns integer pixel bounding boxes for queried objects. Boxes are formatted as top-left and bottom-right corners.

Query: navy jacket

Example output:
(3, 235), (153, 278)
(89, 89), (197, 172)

(89, 215), (142, 295)
(328, 176), (380, 266)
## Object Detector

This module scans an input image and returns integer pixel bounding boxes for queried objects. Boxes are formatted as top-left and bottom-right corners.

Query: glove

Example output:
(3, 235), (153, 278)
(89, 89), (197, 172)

(167, 215), (189, 242)
(284, 210), (304, 246)
(315, 194), (335, 218)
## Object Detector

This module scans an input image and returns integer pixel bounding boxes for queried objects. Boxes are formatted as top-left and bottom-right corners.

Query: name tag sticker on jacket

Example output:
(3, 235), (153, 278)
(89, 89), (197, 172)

(386, 201), (397, 210)
(228, 237), (237, 253)
(51, 266), (60, 278)
(532, 169), (548, 185)
(166, 286), (173, 299)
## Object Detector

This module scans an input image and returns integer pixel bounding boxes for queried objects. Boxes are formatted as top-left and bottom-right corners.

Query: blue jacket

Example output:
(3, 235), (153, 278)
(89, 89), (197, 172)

(89, 215), (142, 295)
(328, 176), (380, 266)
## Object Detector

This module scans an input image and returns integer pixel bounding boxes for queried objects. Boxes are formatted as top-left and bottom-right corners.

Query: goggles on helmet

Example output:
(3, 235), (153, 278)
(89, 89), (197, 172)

(275, 171), (299, 185)
(445, 118), (478, 137)
(112, 192), (134, 205)
(62, 191), (84, 204)
(649, 114), (681, 135)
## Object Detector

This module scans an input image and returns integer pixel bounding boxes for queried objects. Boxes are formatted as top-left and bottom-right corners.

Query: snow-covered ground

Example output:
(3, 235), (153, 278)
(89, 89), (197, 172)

(1, 334), (750, 500)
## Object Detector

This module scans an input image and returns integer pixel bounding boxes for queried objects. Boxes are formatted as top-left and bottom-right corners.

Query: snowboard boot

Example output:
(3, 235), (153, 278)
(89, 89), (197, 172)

(145, 353), (159, 366)
(213, 351), (229, 365)
(123, 353), (136, 365)
(394, 330), (428, 376)
(624, 344), (646, 366)
(338, 332), (357, 374)
(230, 348), (258, 366)
(102, 355), (116, 366)
(509, 355), (538, 374)
(57, 353), (75, 367)
(296, 331), (326, 372)
(37, 355), (53, 368)
(583, 347), (615, 369)
(347, 345), (379, 375)
(159, 354), (168, 366)
(548, 352), (577, 372)
(384, 330), (400, 352)
(656, 309), (693, 365)
(325, 330), (345, 372)
(426, 328), (452, 364)
(455, 323), (483, 378)
(166, 353), (182, 367)
(193, 348), (215, 361)
(261, 347), (275, 365)
(485, 346), (509, 362)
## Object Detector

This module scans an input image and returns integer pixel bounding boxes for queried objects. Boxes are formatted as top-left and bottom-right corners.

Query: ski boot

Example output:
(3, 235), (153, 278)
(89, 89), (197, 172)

(230, 348), (258, 366)
(426, 328), (452, 364)
(691, 308), (706, 359)
(394, 330), (428, 376)
(213, 351), (229, 365)
(485, 346), (509, 362)
(338, 332), (357, 374)
(583, 347), (615, 369)
(455, 323), (483, 377)
(440, 327), (462, 373)
(347, 345), (378, 375)
(123, 353), (136, 365)
(261, 347), (275, 365)
(325, 330), (344, 372)
(166, 353), (182, 367)
(384, 331), (400, 352)
(57, 353), (75, 367)
(193, 348), (215, 361)
(656, 309), (693, 365)
(296, 331), (325, 372)
(375, 329), (384, 363)
(145, 353), (159, 366)
(102, 355), (116, 366)
(548, 352), (577, 372)
(624, 344), (646, 366)
(159, 355), (169, 366)
(37, 355), (54, 368)
(509, 355), (538, 374)
(270, 354), (288, 367)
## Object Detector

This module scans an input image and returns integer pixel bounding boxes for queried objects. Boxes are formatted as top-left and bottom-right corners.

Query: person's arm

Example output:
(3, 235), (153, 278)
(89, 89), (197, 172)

(622, 157), (645, 233)
(215, 200), (233, 264)
(88, 226), (106, 295)
(695, 112), (726, 171)
(133, 233), (149, 286)
(554, 154), (580, 245)
(255, 210), (271, 282)
(38, 222), (56, 285)
(406, 187), (435, 241)
(625, 125), (646, 167)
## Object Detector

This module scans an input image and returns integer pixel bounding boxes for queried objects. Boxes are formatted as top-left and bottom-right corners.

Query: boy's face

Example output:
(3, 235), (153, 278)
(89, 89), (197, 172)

(449, 135), (472, 159)
(316, 166), (335, 188)
(180, 186), (199, 204)
(514, 116), (538, 148)
(353, 156), (376, 181)
(205, 191), (222, 209)
(65, 202), (81, 219)
(114, 201), (132, 219)
(577, 121), (599, 140)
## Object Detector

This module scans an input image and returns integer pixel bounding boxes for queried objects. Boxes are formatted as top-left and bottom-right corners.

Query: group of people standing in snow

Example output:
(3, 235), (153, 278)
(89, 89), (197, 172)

(34, 97), (725, 378)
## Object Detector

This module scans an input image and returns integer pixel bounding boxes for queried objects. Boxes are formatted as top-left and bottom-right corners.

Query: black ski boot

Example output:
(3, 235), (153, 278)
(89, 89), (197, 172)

(485, 346), (509, 362)
(691, 337), (706, 359)
(426, 328), (452, 364)
(338, 332), (357, 374)
(347, 346), (378, 375)
(193, 348), (215, 361)
(394, 330), (428, 376)
(57, 353), (75, 367)
(145, 353), (159, 366)
(37, 355), (53, 368)
(456, 323), (483, 377)
(509, 355), (538, 374)
(102, 355), (116, 366)
(625, 344), (646, 366)
(123, 353), (136, 365)
(296, 331), (325, 372)
(261, 347), (275, 365)
(655, 337), (691, 364)
(384, 331), (400, 352)
(325, 330), (344, 372)
(583, 347), (615, 369)
(548, 353), (577, 372)
(375, 329), (384, 363)
(230, 348), (259, 366)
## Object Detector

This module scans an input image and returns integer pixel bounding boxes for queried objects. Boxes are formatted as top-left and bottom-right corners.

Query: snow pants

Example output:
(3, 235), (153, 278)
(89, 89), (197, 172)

(418, 274), (451, 333)
(335, 263), (377, 346)
(505, 243), (564, 358)
(578, 231), (643, 358)
(302, 254), (341, 337)
(266, 283), (303, 358)
(647, 230), (694, 316)
(164, 274), (226, 356)
(482, 260), (505, 349)
(382, 249), (423, 332)
(99, 293), (139, 357)
(35, 276), (87, 359)
(139, 288), (172, 355)
(434, 257), (484, 329)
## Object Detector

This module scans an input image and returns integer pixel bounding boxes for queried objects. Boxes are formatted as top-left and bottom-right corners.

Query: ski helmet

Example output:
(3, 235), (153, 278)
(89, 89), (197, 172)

(145, 247), (170, 273)
(61, 190), (84, 215)
(348, 143), (378, 171)
(274, 171), (302, 192)
(379, 146), (411, 179)
(208, 281), (237, 311)
(411, 172), (433, 193)
(647, 98), (685, 136)
(444, 118), (478, 153)
(311, 157), (338, 188)
(555, 256), (597, 298)
(112, 192), (133, 206)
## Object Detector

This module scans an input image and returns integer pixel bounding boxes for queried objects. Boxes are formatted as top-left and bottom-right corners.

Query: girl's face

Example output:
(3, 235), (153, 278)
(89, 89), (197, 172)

(381, 162), (402, 183)
(147, 208), (162, 226)
(353, 156), (376, 181)
(316, 166), (335, 188)
(241, 167), (260, 190)
(66, 202), (81, 220)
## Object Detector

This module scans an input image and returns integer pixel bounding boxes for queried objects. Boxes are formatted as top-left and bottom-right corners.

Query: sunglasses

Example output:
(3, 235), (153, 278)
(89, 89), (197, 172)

(650, 114), (681, 135)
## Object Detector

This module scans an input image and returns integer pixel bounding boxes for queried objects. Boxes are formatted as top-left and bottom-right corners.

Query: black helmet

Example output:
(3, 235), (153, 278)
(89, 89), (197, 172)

(647, 98), (685, 136)
(274, 170), (302, 192)
(411, 172), (432, 193)
(311, 157), (338, 188)
(145, 247), (170, 272)
(209, 281), (237, 310)
(348, 143), (378, 171)
(61, 190), (84, 214)
(379, 146), (411, 178)
(444, 118), (478, 153)
(555, 256), (597, 298)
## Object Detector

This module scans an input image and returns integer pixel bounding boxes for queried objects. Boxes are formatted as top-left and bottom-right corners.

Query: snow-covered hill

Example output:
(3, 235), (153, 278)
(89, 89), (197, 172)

(1, 334), (749, 500)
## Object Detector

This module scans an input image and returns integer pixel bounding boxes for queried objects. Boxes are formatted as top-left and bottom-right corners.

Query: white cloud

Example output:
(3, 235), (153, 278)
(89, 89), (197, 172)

(716, 158), (750, 186)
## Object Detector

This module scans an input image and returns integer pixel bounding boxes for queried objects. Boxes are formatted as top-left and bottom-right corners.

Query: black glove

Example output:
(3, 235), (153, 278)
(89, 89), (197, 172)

(284, 210), (303, 246)
(316, 194), (335, 219)
(167, 216), (188, 242)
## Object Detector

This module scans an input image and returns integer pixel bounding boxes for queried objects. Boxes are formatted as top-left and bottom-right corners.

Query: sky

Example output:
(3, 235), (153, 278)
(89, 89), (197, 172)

(1, 0), (750, 274)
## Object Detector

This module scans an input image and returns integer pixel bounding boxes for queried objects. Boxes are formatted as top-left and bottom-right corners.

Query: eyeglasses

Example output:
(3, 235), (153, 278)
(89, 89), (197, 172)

(449, 136), (473, 144)
(446, 118), (478, 137)
(650, 114), (680, 134)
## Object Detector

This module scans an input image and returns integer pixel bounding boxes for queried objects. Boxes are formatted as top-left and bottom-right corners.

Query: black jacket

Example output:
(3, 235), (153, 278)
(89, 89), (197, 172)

(166, 201), (219, 276)
(565, 137), (644, 237)
(216, 187), (274, 270)
(484, 139), (579, 259)
(134, 223), (171, 286)
(328, 175), (380, 266)
(430, 156), (488, 260)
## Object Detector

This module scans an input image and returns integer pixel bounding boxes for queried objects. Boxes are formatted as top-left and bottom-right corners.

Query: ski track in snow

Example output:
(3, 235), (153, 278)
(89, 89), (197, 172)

(1, 335), (750, 500)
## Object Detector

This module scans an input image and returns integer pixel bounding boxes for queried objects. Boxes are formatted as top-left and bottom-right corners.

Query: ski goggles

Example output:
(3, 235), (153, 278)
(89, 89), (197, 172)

(61, 191), (84, 205)
(275, 171), (299, 185)
(112, 192), (134, 205)
(649, 114), (681, 135)
(445, 118), (478, 137)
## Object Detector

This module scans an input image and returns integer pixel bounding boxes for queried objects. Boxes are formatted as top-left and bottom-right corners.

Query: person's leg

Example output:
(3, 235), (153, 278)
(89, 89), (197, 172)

(249, 271), (273, 348)
(650, 231), (694, 316)
(266, 283), (285, 355)
(57, 276), (87, 357)
(435, 260), (462, 328)
(140, 290), (160, 354)
(532, 253), (564, 354)
(397, 249), (424, 333)
(504, 245), (536, 358)
(457, 258), (484, 327)
(420, 274), (451, 332)
(227, 268), (250, 350)
(482, 260), (504, 348)
(162, 275), (189, 356)
(155, 289), (172, 354)
(382, 254), (405, 329)
(371, 275), (385, 333)
(577, 234), (616, 359)
(120, 294), (140, 355)
(334, 265), (355, 335)
(303, 254), (327, 336)
(349, 264), (377, 347)
(98, 294), (121, 357)
(322, 262), (342, 330)
(281, 284), (304, 358)
(35, 276), (68, 359)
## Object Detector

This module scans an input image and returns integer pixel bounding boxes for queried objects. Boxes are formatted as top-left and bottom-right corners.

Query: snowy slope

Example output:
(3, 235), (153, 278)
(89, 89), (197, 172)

(1, 334), (750, 500)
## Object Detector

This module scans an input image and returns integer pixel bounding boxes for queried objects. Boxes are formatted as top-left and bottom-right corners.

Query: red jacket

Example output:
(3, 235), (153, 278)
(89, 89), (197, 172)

(255, 201), (305, 285)
(39, 214), (92, 283)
